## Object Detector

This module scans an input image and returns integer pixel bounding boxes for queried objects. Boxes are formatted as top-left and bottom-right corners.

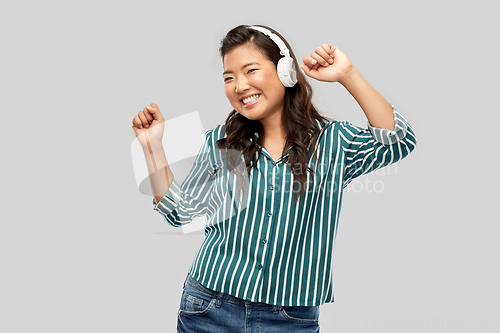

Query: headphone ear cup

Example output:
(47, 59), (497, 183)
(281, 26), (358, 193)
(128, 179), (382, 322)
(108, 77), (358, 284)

(277, 57), (297, 87)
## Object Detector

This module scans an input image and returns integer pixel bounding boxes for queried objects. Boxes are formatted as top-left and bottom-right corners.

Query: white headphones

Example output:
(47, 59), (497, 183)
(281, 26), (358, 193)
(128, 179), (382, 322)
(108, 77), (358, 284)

(247, 26), (298, 88)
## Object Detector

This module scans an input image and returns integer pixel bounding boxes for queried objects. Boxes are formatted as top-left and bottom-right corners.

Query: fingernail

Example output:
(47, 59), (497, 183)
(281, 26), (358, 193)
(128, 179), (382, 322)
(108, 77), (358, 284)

(311, 59), (316, 64)
(328, 59), (333, 64)
(145, 124), (149, 128)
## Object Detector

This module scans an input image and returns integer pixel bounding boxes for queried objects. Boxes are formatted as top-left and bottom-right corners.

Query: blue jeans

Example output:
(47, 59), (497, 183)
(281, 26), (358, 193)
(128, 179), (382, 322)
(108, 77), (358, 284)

(177, 273), (320, 332)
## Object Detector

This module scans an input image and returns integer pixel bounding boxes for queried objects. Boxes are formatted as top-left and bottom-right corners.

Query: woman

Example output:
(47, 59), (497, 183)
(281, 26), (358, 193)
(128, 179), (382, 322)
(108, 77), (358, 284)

(132, 25), (417, 332)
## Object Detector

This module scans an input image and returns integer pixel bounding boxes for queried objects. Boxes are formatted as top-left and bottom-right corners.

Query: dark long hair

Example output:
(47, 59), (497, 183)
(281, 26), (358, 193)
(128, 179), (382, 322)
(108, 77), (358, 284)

(216, 25), (332, 202)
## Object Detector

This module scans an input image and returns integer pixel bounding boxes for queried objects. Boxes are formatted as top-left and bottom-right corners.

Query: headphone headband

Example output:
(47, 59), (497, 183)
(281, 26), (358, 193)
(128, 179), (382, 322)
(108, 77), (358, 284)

(247, 26), (290, 58)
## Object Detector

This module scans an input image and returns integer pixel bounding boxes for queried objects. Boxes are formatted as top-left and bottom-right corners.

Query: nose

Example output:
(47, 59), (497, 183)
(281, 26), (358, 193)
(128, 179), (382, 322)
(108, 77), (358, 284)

(234, 76), (250, 94)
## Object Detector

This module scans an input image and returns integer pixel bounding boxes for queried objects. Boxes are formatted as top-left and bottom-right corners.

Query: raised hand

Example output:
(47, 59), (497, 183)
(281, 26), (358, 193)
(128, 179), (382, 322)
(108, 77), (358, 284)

(132, 103), (165, 147)
(300, 44), (354, 83)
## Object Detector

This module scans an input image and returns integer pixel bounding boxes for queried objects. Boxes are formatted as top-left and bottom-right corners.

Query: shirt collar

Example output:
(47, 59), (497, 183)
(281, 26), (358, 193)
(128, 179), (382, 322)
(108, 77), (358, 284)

(250, 118), (325, 144)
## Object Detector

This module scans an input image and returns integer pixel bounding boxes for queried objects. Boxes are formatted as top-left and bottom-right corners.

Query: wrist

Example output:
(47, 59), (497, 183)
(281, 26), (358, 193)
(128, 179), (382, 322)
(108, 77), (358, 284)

(339, 66), (359, 86)
(141, 140), (164, 154)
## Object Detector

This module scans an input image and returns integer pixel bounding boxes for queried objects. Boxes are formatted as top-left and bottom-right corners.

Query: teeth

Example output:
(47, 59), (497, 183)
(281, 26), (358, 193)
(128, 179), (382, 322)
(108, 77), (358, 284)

(242, 94), (260, 105)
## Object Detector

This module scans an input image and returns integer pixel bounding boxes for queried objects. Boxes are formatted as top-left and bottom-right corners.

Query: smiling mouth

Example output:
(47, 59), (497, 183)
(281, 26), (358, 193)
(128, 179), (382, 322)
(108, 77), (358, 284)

(241, 94), (261, 108)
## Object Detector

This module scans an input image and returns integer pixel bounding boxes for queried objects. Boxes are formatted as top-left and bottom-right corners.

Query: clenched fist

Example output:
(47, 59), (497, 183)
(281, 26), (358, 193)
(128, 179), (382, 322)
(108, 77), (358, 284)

(132, 103), (165, 147)
(300, 44), (355, 84)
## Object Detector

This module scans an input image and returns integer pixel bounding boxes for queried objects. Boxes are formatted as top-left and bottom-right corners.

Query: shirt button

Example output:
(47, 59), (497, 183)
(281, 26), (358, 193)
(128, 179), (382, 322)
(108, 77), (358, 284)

(262, 239), (267, 244)
(269, 185), (274, 191)
(258, 264), (263, 270)
(267, 211), (272, 217)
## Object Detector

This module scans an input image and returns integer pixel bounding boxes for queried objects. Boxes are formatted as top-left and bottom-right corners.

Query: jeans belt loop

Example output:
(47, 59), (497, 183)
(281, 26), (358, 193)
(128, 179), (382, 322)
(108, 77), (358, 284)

(215, 292), (223, 308)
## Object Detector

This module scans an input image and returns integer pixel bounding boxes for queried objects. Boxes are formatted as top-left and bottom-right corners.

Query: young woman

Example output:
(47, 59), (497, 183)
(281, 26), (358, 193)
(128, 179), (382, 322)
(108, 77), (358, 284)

(132, 25), (417, 333)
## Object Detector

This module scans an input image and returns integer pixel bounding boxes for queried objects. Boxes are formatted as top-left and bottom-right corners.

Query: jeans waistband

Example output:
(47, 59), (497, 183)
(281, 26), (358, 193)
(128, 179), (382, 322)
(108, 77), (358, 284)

(184, 273), (280, 308)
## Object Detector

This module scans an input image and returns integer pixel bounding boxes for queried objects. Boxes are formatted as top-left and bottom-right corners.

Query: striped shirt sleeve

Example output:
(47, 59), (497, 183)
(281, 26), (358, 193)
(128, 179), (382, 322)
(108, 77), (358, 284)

(151, 129), (217, 227)
(366, 105), (409, 145)
(339, 105), (417, 188)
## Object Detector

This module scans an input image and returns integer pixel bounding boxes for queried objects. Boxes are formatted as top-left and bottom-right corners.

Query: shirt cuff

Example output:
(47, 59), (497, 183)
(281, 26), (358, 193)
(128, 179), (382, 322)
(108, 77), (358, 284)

(366, 104), (409, 145)
(152, 178), (182, 216)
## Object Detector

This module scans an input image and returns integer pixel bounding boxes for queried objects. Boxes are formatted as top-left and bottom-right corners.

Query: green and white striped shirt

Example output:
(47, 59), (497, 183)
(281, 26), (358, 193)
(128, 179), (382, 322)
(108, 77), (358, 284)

(153, 105), (417, 306)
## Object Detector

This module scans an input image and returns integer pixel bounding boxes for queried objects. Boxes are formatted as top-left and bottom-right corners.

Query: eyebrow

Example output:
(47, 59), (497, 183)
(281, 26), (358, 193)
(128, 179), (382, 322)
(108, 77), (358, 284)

(223, 62), (260, 76)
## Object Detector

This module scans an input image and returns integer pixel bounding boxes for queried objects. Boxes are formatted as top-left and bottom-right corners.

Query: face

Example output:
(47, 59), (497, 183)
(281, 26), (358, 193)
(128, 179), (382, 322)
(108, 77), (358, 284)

(223, 43), (286, 126)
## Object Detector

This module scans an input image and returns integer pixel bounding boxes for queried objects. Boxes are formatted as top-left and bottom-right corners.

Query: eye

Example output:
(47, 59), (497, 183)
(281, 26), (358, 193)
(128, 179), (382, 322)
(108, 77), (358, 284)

(224, 76), (233, 82)
(247, 68), (257, 74)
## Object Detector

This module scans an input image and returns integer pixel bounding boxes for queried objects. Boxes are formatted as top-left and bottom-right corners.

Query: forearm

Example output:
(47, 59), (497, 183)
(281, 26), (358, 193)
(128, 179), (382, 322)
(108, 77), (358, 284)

(340, 67), (395, 130)
(141, 136), (174, 205)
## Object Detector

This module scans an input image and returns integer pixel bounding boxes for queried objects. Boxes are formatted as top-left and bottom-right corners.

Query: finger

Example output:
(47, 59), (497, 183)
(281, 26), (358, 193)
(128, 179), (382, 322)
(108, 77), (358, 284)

(138, 111), (150, 128)
(145, 106), (158, 121)
(329, 44), (338, 56)
(142, 106), (154, 122)
(133, 115), (143, 129)
(325, 44), (338, 60)
(302, 56), (317, 68)
(303, 55), (321, 71)
(311, 52), (329, 67)
(321, 43), (334, 57)
(300, 64), (319, 80)
(315, 46), (333, 64)
(147, 103), (160, 116)
(300, 63), (311, 74)
(145, 104), (164, 122)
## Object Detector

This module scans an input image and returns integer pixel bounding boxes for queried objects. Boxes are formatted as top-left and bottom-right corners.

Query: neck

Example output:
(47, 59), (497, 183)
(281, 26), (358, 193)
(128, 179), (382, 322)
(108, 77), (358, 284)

(260, 112), (286, 143)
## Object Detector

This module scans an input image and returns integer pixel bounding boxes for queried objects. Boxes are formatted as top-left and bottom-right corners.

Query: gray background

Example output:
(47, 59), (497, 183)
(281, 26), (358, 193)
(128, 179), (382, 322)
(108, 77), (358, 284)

(1, 0), (499, 332)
